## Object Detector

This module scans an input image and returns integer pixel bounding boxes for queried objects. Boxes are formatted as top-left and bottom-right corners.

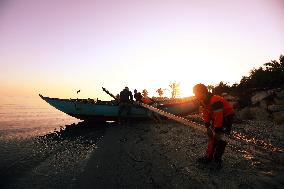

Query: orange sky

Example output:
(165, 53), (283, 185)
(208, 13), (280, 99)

(0, 0), (283, 100)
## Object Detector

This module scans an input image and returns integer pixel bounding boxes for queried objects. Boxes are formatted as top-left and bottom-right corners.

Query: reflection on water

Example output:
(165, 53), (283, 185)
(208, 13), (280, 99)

(0, 96), (80, 140)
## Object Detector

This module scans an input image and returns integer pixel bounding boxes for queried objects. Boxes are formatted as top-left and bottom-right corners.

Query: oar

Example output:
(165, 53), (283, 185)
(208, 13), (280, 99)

(102, 87), (118, 100)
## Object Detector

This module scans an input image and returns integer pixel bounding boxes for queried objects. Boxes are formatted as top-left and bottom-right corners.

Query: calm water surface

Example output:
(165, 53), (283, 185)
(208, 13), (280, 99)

(0, 95), (80, 140)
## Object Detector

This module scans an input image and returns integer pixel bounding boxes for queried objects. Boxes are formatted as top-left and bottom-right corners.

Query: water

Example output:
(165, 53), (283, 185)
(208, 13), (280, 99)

(0, 95), (106, 189)
(0, 96), (80, 140)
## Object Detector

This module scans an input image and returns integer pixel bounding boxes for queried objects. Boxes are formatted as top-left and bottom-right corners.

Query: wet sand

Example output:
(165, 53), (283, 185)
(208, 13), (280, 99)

(1, 120), (284, 189)
(0, 122), (106, 189)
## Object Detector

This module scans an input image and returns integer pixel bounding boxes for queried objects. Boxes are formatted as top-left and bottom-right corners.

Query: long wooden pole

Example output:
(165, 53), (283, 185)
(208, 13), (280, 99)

(102, 87), (283, 155)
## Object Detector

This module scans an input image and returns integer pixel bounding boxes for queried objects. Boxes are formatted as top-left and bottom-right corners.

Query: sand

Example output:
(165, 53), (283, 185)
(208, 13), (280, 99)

(1, 120), (283, 189)
(0, 122), (105, 189)
(75, 120), (284, 189)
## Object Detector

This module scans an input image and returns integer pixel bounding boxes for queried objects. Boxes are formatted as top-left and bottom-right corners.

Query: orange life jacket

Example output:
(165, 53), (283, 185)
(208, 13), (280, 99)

(201, 95), (234, 129)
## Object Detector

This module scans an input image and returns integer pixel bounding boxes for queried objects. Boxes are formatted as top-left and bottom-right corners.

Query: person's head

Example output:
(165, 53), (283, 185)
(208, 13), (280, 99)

(134, 89), (137, 94)
(125, 86), (129, 91)
(193, 83), (208, 102)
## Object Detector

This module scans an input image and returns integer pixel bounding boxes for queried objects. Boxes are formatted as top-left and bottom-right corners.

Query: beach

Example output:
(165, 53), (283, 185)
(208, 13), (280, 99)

(1, 1), (284, 188)
(75, 120), (284, 189)
(0, 121), (105, 189)
(1, 119), (283, 189)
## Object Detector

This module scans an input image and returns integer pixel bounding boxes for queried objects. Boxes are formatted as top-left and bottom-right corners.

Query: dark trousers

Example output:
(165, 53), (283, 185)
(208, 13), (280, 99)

(118, 102), (131, 120)
(206, 114), (234, 162)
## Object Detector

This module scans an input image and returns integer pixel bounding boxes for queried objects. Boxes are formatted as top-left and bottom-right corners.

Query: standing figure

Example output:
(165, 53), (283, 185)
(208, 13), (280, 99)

(118, 87), (133, 124)
(193, 83), (234, 169)
(134, 89), (143, 102)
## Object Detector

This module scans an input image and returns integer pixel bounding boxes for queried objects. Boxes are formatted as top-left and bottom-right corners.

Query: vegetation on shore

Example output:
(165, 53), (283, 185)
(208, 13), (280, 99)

(212, 54), (284, 106)
(136, 54), (283, 108)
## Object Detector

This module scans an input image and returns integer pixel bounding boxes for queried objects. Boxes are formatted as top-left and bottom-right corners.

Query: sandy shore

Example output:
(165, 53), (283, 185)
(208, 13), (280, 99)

(75, 120), (284, 189)
(1, 120), (283, 189)
(0, 122), (105, 189)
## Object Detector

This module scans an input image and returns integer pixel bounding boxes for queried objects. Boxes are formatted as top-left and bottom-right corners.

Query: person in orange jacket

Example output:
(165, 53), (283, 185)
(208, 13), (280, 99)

(193, 83), (234, 169)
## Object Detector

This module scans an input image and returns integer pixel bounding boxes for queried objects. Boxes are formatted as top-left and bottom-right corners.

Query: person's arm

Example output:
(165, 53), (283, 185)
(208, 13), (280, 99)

(138, 93), (143, 102)
(211, 101), (224, 131)
(130, 92), (134, 102)
(200, 106), (210, 128)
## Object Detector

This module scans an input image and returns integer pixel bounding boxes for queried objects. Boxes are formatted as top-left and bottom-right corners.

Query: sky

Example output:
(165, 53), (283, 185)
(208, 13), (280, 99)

(0, 0), (283, 100)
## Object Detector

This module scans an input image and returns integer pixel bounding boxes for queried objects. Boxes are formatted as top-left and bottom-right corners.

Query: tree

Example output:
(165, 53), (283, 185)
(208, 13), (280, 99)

(156, 88), (164, 97)
(264, 55), (284, 72)
(142, 89), (148, 97)
(238, 54), (284, 89)
(207, 85), (214, 93)
(200, 54), (284, 107)
(169, 81), (180, 99)
(280, 54), (284, 65)
(212, 81), (230, 95)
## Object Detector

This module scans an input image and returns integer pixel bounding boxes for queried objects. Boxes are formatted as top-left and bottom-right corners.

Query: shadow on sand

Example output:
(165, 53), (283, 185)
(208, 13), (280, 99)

(0, 121), (112, 189)
(37, 121), (111, 144)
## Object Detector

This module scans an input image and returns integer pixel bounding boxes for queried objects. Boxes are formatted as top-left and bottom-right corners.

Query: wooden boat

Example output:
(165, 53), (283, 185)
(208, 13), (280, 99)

(39, 94), (198, 121)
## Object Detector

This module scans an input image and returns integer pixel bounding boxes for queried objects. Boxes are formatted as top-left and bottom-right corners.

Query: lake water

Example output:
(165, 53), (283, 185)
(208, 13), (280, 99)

(0, 96), (106, 188)
(0, 96), (80, 140)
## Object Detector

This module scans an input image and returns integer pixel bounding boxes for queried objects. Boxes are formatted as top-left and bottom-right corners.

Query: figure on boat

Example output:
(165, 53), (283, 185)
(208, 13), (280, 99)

(39, 87), (199, 122)
(118, 87), (133, 124)
(134, 89), (143, 103)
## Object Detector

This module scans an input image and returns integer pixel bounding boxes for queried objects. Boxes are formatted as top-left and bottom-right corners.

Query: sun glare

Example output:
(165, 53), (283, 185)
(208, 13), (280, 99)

(179, 85), (194, 97)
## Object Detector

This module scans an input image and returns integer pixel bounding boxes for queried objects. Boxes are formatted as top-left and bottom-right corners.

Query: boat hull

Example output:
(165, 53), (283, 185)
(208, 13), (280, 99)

(39, 94), (198, 121)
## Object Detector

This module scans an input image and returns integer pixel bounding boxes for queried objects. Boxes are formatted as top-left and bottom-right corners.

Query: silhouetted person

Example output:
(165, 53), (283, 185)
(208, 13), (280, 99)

(118, 87), (133, 124)
(134, 89), (143, 102)
(115, 94), (120, 103)
(193, 83), (234, 169)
